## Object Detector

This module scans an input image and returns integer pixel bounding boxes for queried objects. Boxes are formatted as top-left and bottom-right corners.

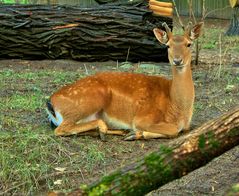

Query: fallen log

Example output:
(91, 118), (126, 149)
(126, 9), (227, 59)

(49, 106), (239, 195)
(0, 2), (172, 61)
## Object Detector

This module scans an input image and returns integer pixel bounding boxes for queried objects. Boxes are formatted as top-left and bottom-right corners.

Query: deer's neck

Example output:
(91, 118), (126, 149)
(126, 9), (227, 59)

(170, 64), (195, 109)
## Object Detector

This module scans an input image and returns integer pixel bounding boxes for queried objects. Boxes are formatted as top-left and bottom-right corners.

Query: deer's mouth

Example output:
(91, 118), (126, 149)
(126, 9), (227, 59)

(172, 62), (185, 69)
(175, 64), (185, 69)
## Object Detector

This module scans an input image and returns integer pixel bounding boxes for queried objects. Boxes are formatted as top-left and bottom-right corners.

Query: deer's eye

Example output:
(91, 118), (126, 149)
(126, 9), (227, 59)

(187, 43), (192, 47)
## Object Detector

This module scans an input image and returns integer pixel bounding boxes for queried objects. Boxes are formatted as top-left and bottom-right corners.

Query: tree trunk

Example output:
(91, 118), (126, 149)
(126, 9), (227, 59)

(0, 2), (172, 62)
(226, 7), (239, 36)
(50, 107), (239, 195)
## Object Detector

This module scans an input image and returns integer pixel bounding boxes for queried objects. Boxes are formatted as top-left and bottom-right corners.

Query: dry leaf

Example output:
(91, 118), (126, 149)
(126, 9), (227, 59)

(53, 179), (62, 185)
(141, 143), (145, 149)
(54, 167), (66, 172)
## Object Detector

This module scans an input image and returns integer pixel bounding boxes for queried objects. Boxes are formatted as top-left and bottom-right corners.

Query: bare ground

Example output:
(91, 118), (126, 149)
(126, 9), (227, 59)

(148, 146), (239, 196)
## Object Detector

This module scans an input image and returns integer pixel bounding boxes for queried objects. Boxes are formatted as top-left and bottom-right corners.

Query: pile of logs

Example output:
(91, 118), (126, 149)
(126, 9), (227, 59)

(149, 0), (173, 17)
(0, 1), (172, 61)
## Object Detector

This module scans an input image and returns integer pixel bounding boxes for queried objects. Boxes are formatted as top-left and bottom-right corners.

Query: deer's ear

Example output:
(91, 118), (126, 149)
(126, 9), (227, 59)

(153, 28), (169, 45)
(189, 22), (204, 40)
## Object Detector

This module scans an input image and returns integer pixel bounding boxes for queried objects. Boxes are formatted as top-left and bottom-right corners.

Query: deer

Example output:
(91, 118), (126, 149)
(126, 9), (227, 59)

(46, 22), (203, 141)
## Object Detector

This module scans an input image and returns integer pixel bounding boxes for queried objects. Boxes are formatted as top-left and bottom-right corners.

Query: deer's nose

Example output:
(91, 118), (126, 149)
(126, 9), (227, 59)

(173, 58), (182, 66)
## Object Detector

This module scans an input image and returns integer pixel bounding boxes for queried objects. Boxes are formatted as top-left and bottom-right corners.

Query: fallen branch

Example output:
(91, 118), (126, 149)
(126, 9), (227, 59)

(49, 106), (239, 195)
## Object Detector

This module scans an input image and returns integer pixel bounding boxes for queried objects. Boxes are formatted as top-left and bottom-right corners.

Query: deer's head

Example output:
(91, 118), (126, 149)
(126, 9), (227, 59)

(153, 22), (203, 70)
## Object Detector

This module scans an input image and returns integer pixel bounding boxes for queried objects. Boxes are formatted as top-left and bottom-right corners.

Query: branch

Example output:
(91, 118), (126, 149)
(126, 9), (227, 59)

(171, 0), (184, 29)
(203, 5), (230, 20)
(187, 0), (196, 23)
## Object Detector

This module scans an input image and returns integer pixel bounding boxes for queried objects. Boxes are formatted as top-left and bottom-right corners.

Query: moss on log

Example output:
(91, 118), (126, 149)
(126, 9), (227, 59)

(49, 107), (239, 195)
(0, 2), (172, 61)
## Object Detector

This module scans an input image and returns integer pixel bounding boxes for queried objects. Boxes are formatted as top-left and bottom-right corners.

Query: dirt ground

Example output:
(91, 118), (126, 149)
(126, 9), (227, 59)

(0, 18), (239, 195)
(148, 146), (239, 196)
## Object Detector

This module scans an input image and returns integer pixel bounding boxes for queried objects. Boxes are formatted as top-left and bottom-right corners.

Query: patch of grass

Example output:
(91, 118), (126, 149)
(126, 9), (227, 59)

(226, 35), (239, 52)
(5, 93), (43, 111)
(0, 67), (113, 194)
(0, 68), (79, 85)
(200, 28), (219, 49)
(201, 27), (239, 51)
(1, 115), (22, 131)
(194, 102), (204, 113)
(202, 42), (216, 49)
(0, 123), (109, 193)
(83, 144), (106, 171)
(0, 130), (64, 194)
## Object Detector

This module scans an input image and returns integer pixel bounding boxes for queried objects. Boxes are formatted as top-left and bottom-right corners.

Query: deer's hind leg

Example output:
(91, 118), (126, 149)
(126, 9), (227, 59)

(55, 119), (127, 139)
(54, 119), (106, 136)
(47, 102), (127, 140)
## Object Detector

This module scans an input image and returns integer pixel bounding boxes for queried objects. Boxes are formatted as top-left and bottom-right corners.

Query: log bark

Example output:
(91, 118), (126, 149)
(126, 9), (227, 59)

(49, 106), (239, 195)
(0, 2), (172, 61)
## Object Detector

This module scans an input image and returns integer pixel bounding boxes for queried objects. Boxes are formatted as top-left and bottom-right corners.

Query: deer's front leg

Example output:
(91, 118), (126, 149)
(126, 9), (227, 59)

(124, 114), (179, 140)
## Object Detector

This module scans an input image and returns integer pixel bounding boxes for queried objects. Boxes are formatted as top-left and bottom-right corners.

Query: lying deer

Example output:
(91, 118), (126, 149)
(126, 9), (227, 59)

(46, 22), (203, 140)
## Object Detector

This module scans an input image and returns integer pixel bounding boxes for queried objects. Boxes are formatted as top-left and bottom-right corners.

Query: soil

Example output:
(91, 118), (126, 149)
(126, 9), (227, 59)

(148, 145), (239, 196)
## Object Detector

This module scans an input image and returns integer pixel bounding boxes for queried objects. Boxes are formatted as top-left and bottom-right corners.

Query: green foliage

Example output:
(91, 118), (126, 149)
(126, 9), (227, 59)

(203, 42), (216, 49)
(86, 146), (174, 195)
(226, 183), (239, 196)
(231, 183), (239, 193)
(5, 94), (42, 111)
(228, 128), (239, 137)
(144, 146), (173, 184)
(89, 184), (109, 196)
(198, 134), (206, 150)
(207, 131), (220, 149)
(2, 0), (28, 3)
(198, 132), (219, 154)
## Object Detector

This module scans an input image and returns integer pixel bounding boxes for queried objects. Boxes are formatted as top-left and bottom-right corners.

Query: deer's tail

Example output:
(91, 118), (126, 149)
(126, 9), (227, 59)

(46, 100), (63, 129)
